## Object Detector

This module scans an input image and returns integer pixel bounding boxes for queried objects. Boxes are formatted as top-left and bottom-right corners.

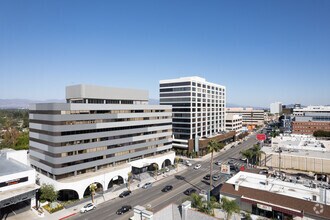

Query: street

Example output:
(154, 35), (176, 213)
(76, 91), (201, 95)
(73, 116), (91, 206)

(72, 134), (258, 220)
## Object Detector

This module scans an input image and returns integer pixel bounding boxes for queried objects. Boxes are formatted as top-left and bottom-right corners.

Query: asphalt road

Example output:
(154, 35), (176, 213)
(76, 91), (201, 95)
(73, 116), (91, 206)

(72, 133), (258, 220)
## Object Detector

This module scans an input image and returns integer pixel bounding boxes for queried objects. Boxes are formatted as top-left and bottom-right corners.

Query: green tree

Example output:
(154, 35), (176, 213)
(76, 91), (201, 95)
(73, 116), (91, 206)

(190, 193), (203, 210)
(207, 140), (224, 200)
(221, 196), (240, 220)
(40, 184), (58, 203)
(89, 183), (97, 204)
(251, 144), (262, 165)
(240, 149), (253, 167)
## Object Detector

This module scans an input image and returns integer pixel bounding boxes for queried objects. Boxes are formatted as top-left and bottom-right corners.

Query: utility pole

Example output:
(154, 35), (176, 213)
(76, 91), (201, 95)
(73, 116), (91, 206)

(279, 147), (282, 173)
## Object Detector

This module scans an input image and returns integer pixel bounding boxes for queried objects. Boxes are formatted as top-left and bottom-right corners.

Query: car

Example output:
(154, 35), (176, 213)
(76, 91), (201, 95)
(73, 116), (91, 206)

(142, 182), (152, 189)
(116, 205), (132, 215)
(184, 188), (197, 195)
(203, 174), (210, 180)
(194, 164), (201, 169)
(215, 161), (222, 165)
(162, 185), (173, 192)
(228, 159), (235, 164)
(119, 190), (131, 198)
(212, 174), (220, 181)
(80, 203), (96, 213)
(186, 160), (192, 166)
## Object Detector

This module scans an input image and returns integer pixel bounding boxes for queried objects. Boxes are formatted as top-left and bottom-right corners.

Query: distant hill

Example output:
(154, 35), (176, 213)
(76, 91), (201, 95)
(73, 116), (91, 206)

(0, 99), (269, 110)
(0, 99), (65, 109)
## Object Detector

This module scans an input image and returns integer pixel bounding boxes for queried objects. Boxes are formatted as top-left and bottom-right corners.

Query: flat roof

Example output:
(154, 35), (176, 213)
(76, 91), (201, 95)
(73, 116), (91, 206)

(0, 157), (32, 176)
(226, 171), (330, 205)
(66, 84), (149, 101)
(0, 184), (39, 202)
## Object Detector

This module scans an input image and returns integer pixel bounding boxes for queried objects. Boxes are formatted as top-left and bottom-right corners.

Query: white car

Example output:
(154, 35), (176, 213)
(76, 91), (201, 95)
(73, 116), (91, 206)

(194, 164), (201, 169)
(80, 203), (96, 213)
(186, 160), (192, 166)
(142, 182), (152, 189)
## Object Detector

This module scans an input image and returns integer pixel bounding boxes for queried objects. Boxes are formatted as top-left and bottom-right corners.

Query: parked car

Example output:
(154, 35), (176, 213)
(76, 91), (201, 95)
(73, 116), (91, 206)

(162, 185), (173, 192)
(142, 182), (152, 189)
(184, 188), (197, 195)
(203, 174), (210, 180)
(116, 205), (132, 215)
(119, 190), (131, 198)
(212, 174), (220, 181)
(194, 164), (201, 169)
(80, 203), (96, 213)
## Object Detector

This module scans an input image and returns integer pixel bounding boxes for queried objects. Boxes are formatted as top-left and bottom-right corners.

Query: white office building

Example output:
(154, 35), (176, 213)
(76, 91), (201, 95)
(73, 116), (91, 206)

(29, 85), (174, 200)
(270, 102), (282, 114)
(159, 76), (226, 151)
(225, 113), (242, 133)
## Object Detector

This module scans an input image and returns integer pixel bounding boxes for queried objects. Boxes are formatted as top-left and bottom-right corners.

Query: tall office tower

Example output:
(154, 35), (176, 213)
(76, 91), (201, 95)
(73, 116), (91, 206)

(270, 102), (283, 114)
(29, 84), (174, 199)
(159, 76), (229, 155)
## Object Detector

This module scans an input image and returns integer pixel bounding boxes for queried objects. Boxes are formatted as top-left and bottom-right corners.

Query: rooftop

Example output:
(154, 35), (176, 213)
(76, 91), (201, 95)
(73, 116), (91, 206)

(66, 84), (149, 101)
(0, 156), (32, 176)
(226, 171), (330, 205)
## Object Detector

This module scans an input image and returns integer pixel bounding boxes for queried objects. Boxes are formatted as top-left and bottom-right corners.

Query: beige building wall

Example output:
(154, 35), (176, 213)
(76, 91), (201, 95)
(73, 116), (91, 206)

(261, 153), (330, 174)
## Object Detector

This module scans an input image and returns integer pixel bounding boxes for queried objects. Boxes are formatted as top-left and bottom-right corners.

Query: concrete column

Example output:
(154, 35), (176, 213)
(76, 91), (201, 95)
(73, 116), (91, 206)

(181, 200), (191, 220)
(74, 171), (77, 176)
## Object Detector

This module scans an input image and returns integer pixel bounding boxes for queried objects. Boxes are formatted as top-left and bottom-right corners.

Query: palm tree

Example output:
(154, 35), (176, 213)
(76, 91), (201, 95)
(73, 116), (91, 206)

(221, 196), (240, 220)
(89, 183), (97, 204)
(240, 149), (253, 168)
(127, 172), (132, 190)
(207, 140), (223, 200)
(175, 157), (180, 171)
(190, 193), (203, 211)
(153, 164), (159, 179)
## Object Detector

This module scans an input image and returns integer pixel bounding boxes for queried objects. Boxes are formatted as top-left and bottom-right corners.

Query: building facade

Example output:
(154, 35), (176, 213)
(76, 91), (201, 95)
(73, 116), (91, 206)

(226, 108), (264, 130)
(159, 76), (227, 152)
(29, 85), (174, 199)
(270, 102), (282, 115)
(0, 150), (39, 214)
(292, 106), (330, 135)
(225, 113), (242, 133)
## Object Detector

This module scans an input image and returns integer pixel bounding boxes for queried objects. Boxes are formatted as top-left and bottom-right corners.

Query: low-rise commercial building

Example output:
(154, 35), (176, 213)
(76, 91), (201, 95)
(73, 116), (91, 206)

(292, 106), (330, 135)
(226, 108), (264, 130)
(0, 149), (39, 214)
(221, 171), (330, 220)
(225, 113), (242, 133)
(260, 134), (330, 175)
(29, 85), (174, 199)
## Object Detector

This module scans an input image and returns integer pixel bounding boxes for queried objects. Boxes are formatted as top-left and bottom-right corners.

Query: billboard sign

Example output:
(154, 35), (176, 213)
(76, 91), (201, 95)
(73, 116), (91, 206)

(221, 164), (230, 175)
(256, 134), (266, 141)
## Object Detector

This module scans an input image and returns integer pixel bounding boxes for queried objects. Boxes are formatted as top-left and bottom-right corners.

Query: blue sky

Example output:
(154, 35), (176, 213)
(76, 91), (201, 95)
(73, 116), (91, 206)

(0, 0), (329, 107)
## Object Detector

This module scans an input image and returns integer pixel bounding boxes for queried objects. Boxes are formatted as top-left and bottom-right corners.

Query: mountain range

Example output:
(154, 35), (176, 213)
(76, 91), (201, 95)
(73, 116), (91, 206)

(0, 99), (266, 109)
